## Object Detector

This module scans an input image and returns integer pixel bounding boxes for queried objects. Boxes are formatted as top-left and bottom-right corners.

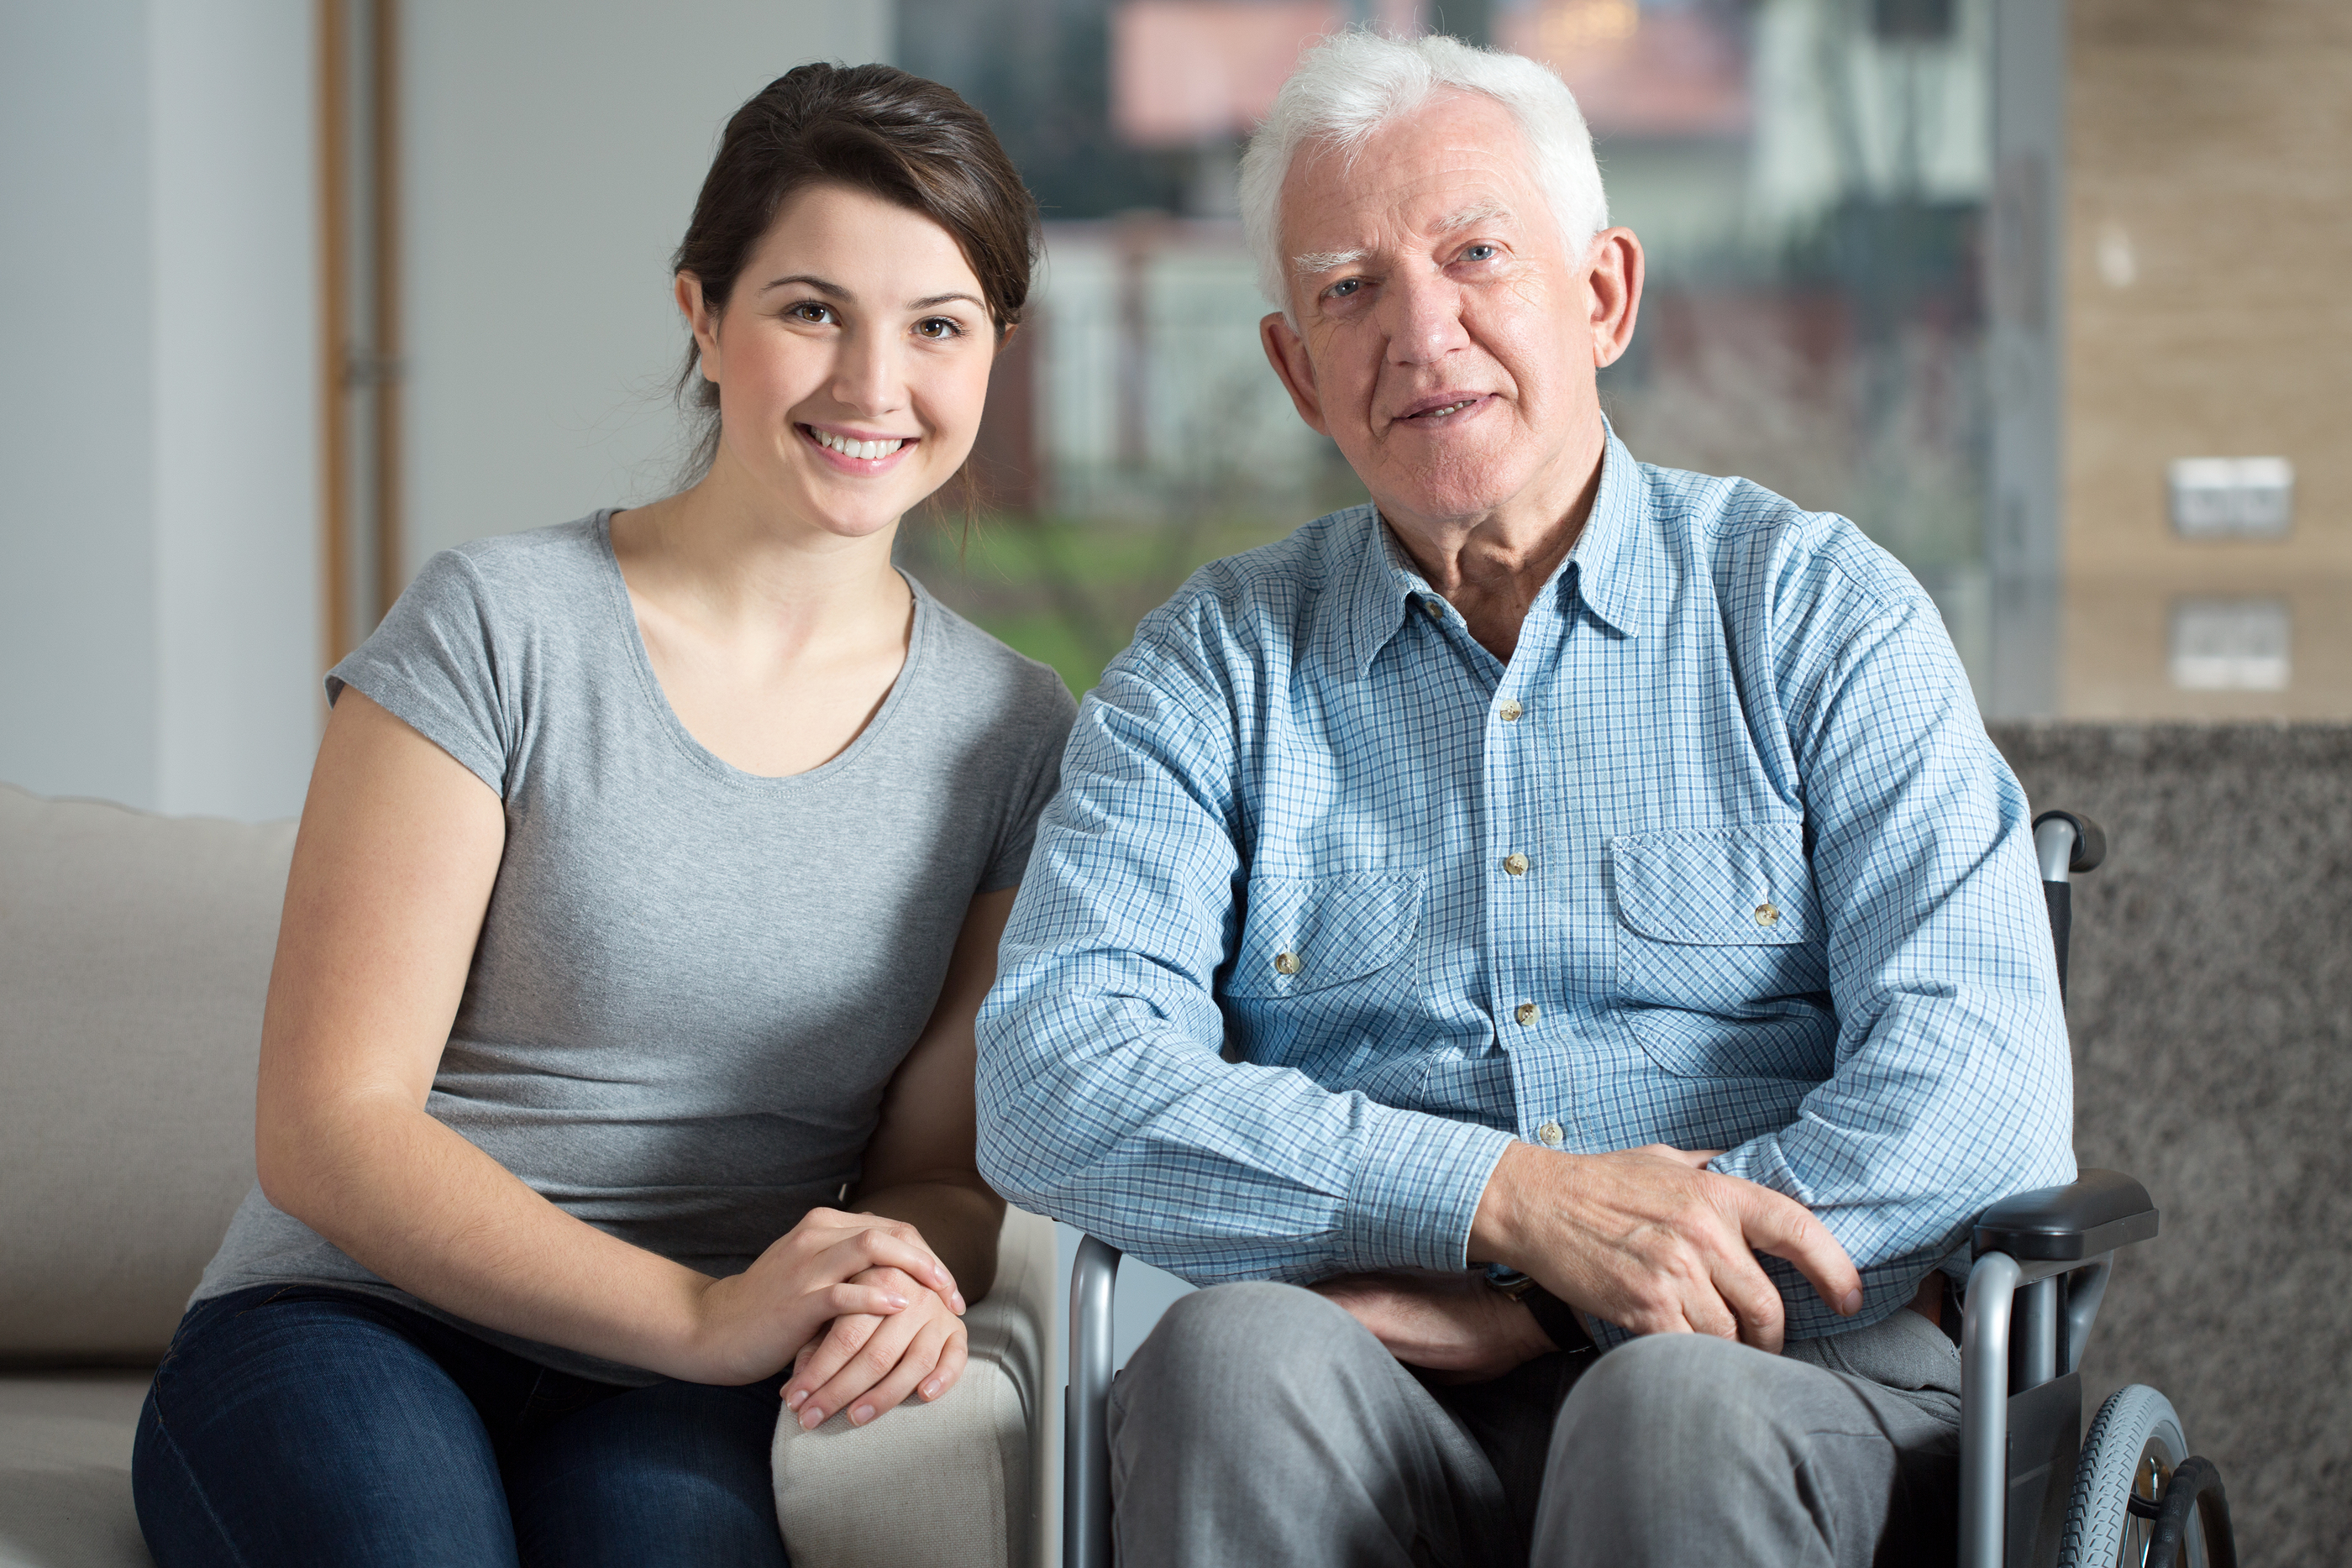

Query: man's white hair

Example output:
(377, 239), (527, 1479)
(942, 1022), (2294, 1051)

(1239, 30), (1609, 314)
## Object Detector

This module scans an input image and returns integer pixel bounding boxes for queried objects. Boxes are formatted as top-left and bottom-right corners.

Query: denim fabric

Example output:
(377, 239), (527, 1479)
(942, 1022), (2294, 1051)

(977, 430), (2075, 1343)
(131, 1285), (789, 1567)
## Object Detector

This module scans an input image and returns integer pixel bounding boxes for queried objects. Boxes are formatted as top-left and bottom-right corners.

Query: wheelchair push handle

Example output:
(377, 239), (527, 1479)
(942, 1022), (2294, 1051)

(2032, 810), (2105, 882)
(2031, 810), (2106, 1002)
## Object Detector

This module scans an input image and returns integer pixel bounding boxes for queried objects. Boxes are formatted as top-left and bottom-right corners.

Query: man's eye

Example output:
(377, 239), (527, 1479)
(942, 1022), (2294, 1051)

(1328, 278), (1362, 300)
(1462, 244), (1498, 262)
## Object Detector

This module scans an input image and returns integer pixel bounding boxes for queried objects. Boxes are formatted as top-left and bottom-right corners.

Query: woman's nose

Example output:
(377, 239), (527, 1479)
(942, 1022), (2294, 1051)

(832, 328), (905, 414)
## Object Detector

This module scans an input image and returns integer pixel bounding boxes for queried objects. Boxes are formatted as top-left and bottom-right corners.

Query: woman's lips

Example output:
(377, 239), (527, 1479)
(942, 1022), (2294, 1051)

(799, 422), (918, 475)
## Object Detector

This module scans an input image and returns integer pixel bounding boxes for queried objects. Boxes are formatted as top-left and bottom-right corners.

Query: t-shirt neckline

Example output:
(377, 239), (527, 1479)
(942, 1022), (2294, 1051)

(589, 508), (928, 787)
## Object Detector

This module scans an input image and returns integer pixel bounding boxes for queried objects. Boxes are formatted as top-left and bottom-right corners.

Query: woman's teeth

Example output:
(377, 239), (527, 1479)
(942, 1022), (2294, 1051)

(812, 428), (906, 460)
(1419, 400), (1475, 418)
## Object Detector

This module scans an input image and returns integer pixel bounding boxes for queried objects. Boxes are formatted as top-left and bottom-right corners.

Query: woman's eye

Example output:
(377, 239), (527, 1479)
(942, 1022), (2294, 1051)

(914, 317), (962, 340)
(789, 302), (833, 324)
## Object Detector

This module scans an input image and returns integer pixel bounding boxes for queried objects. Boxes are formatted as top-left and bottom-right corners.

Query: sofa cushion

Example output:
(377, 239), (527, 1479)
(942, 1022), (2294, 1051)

(0, 1372), (155, 1567)
(0, 784), (293, 1362)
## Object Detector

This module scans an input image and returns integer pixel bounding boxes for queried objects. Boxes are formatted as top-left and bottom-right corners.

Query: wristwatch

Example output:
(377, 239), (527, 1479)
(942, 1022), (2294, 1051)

(1483, 1264), (1593, 1355)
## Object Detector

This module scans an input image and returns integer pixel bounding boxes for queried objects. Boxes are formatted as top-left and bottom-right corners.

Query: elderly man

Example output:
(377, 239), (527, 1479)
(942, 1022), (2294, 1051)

(976, 30), (2071, 1568)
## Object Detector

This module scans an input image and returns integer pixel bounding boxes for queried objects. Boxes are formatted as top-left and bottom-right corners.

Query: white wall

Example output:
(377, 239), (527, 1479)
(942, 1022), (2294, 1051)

(398, 1), (895, 573)
(0, 2), (163, 809)
(150, 0), (325, 821)
(0, 0), (321, 821)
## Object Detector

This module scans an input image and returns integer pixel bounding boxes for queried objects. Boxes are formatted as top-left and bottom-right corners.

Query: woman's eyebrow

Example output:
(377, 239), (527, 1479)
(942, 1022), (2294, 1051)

(759, 273), (848, 296)
(909, 291), (984, 310)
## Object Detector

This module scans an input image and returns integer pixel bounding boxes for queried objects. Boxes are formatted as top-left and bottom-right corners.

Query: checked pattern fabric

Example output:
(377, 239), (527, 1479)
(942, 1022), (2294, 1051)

(975, 431), (2073, 1343)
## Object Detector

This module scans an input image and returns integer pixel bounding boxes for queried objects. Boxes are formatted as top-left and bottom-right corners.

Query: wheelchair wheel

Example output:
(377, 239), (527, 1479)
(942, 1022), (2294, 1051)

(2057, 1385), (2208, 1566)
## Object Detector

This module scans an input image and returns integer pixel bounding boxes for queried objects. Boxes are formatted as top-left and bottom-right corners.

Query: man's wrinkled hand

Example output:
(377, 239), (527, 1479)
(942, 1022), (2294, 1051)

(1471, 1141), (1862, 1355)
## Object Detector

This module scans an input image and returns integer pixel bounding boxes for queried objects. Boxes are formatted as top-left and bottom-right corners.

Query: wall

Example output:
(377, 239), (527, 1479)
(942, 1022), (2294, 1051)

(0, 0), (321, 823)
(2062, 0), (2352, 719)
(397, 0), (895, 573)
(1990, 721), (2352, 1567)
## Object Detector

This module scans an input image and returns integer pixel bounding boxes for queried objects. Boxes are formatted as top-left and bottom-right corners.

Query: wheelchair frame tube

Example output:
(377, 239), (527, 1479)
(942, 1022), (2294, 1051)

(1960, 1251), (2021, 1568)
(1066, 1235), (1121, 1568)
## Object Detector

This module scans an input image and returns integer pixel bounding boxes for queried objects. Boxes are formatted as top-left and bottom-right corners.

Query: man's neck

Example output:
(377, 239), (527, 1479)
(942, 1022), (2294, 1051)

(1381, 429), (1608, 663)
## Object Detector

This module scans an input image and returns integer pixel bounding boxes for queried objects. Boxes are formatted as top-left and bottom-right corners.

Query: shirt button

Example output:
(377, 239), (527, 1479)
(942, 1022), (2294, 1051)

(1497, 698), (1524, 721)
(1504, 852), (1529, 877)
(1515, 1002), (1538, 1025)
(1421, 596), (1444, 619)
(1273, 950), (1302, 975)
(1537, 1121), (1566, 1148)
(1753, 902), (1780, 928)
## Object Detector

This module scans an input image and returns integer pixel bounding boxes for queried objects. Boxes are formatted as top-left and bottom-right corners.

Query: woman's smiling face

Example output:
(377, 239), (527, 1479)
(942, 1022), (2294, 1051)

(683, 181), (998, 539)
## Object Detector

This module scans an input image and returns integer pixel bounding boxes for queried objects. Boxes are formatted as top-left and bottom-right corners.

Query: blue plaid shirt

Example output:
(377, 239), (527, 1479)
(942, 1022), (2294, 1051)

(976, 432), (2074, 1341)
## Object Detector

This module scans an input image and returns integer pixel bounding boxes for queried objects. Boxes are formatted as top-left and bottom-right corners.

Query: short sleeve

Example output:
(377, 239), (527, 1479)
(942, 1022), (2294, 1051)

(979, 673), (1077, 894)
(326, 548), (512, 795)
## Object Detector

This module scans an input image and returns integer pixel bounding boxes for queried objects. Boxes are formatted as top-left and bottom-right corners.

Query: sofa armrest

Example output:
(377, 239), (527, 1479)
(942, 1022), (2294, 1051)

(771, 1204), (1056, 1568)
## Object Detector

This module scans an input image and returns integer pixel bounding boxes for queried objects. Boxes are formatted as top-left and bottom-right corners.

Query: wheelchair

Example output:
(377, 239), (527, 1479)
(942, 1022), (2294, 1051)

(1060, 810), (2239, 1568)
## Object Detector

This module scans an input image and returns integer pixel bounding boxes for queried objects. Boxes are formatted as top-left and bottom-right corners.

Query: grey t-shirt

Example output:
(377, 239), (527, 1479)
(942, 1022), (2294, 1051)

(194, 513), (1076, 1382)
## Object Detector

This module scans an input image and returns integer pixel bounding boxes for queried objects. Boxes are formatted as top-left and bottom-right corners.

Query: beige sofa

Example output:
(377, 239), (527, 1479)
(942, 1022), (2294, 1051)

(0, 782), (1057, 1568)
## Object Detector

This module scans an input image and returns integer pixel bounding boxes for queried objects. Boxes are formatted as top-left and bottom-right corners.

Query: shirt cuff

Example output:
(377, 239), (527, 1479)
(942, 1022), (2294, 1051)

(1336, 1108), (1517, 1275)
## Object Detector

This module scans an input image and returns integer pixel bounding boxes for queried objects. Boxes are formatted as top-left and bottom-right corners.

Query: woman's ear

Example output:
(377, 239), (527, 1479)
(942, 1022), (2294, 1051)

(675, 272), (722, 383)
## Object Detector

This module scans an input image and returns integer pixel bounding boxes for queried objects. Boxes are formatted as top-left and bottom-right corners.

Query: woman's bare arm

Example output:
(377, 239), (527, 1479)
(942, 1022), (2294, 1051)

(256, 691), (949, 1385)
(850, 886), (1016, 1298)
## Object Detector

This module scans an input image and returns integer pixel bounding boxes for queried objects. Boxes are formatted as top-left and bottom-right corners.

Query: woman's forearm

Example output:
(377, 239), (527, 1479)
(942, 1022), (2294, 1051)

(262, 1087), (727, 1378)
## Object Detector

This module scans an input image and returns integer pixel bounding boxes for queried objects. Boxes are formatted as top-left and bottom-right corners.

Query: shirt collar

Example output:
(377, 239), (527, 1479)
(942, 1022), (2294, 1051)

(1337, 425), (1660, 677)
(1564, 424), (1662, 642)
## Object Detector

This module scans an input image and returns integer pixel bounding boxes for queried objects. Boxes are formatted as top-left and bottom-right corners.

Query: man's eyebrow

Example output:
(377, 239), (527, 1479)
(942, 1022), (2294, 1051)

(1289, 203), (1513, 277)
(1292, 246), (1368, 276)
(1431, 201), (1510, 234)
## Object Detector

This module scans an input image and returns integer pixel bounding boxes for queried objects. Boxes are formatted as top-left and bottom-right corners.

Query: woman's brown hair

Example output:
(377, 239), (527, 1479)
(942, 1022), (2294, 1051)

(671, 63), (1040, 480)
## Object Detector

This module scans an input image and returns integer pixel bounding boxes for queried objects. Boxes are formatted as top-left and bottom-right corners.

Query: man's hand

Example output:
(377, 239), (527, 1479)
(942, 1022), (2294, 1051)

(1311, 1268), (1557, 1382)
(1471, 1141), (1862, 1355)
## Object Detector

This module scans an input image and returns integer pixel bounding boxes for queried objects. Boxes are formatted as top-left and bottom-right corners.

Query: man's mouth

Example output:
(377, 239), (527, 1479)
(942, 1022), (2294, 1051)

(1395, 393), (1492, 423)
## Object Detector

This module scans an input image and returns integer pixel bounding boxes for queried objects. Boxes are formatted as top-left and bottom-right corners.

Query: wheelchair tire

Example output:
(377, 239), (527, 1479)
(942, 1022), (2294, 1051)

(2057, 1385), (2206, 1567)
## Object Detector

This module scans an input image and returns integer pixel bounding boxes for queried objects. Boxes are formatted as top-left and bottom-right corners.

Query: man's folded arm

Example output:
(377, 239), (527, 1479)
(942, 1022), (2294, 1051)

(975, 654), (1515, 1285)
(1708, 572), (2076, 1333)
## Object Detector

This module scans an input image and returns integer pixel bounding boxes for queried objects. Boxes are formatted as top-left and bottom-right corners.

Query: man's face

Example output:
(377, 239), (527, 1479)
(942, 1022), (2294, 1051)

(1261, 91), (1632, 536)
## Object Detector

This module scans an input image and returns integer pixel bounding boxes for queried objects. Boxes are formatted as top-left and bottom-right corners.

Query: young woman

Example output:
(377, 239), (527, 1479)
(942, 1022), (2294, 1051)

(132, 65), (1074, 1566)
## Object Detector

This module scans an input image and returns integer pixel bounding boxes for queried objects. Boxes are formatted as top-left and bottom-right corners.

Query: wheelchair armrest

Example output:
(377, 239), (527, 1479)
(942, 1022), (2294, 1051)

(1973, 1168), (2157, 1261)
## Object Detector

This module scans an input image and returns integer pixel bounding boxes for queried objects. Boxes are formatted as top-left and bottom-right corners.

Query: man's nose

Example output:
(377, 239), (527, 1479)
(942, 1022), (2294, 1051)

(1382, 268), (1471, 365)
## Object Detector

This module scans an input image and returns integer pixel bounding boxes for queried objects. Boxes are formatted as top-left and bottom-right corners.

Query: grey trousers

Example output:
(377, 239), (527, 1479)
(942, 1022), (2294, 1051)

(1107, 1282), (1965, 1568)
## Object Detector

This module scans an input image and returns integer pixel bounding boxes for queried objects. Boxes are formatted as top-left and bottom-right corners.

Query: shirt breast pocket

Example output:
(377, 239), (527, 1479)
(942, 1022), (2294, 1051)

(1221, 871), (1421, 1067)
(1607, 824), (1831, 1080)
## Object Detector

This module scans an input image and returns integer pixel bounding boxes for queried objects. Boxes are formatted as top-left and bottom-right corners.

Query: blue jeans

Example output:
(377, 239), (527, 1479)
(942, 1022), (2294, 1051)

(132, 1284), (790, 1567)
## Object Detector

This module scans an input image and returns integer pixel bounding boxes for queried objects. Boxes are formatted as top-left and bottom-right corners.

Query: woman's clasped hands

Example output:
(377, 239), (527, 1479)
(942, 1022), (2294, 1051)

(688, 1207), (966, 1411)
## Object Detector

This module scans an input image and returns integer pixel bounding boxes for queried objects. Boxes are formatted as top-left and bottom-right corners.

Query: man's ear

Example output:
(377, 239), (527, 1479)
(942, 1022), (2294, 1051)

(1259, 312), (1331, 437)
(676, 272), (722, 383)
(1584, 228), (1645, 370)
